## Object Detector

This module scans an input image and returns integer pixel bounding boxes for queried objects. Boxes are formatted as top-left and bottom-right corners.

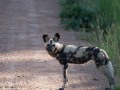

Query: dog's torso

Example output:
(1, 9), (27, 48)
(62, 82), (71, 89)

(47, 44), (109, 67)
(56, 45), (90, 64)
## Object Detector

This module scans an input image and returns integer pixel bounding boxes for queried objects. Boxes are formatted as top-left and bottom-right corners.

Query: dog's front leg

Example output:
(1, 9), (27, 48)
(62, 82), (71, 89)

(62, 64), (68, 88)
(59, 64), (68, 90)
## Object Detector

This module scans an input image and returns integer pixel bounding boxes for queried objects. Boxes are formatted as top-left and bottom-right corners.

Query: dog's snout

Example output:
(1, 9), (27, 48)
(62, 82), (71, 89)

(46, 47), (52, 52)
(46, 44), (54, 52)
(47, 44), (50, 47)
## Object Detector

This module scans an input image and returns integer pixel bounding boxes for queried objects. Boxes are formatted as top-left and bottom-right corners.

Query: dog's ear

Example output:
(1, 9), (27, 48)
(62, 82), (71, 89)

(53, 33), (60, 42)
(43, 34), (50, 42)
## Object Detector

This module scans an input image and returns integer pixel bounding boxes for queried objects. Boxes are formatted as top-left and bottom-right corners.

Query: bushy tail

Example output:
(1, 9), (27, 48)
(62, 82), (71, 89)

(98, 49), (115, 90)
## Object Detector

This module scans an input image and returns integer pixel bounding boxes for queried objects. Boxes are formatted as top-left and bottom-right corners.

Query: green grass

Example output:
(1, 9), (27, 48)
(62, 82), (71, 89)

(115, 82), (120, 90)
(99, 0), (120, 23)
(96, 0), (120, 77)
(77, 30), (96, 44)
(99, 26), (120, 75)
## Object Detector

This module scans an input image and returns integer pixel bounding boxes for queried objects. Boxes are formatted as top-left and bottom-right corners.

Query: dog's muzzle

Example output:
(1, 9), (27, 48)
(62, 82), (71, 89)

(46, 44), (54, 52)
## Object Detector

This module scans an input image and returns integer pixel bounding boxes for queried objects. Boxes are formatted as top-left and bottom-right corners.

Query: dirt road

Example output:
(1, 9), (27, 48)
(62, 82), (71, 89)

(0, 0), (108, 90)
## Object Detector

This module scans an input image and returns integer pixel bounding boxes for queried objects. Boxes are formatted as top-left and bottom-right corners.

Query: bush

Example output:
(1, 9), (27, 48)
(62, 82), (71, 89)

(59, 0), (96, 30)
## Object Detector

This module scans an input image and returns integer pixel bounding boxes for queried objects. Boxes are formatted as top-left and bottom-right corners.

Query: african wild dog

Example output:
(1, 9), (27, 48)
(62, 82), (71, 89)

(42, 33), (115, 90)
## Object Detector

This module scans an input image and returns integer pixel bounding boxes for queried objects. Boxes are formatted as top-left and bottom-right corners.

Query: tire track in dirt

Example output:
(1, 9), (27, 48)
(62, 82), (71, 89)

(0, 0), (108, 90)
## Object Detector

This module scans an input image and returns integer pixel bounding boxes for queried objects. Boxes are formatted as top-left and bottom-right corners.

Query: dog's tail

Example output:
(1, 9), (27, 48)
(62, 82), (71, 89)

(99, 49), (115, 89)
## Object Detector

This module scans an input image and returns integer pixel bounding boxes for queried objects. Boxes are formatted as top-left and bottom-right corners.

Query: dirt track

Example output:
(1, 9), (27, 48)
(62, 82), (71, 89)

(0, 0), (109, 90)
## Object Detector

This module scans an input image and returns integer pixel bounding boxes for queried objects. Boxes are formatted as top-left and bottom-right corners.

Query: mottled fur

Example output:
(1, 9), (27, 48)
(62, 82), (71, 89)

(43, 33), (115, 90)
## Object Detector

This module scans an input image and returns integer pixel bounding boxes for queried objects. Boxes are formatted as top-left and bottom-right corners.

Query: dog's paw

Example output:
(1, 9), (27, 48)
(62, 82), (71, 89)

(59, 88), (64, 90)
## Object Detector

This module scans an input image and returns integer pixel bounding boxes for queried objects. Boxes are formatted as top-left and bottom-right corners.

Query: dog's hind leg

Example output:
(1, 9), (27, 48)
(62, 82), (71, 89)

(59, 64), (68, 90)
(98, 61), (115, 90)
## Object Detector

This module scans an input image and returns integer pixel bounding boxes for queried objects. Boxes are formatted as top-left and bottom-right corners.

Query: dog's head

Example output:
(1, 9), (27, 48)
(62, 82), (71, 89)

(42, 33), (61, 55)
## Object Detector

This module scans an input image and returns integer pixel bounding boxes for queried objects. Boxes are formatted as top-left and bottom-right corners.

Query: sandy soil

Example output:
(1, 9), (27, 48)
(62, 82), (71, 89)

(0, 0), (109, 90)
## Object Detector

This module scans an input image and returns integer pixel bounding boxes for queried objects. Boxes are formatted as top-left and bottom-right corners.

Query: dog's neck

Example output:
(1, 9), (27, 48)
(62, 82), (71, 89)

(55, 43), (65, 53)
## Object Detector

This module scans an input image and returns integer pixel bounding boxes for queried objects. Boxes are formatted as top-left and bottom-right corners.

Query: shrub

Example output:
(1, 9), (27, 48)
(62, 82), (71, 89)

(59, 0), (96, 30)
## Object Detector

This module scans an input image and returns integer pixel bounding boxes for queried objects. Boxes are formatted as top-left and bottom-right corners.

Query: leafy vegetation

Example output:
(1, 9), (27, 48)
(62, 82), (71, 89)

(59, 0), (96, 30)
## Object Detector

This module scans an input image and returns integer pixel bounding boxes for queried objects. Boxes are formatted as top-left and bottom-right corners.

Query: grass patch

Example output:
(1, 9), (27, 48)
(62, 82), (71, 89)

(77, 30), (96, 44)
(115, 83), (120, 90)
